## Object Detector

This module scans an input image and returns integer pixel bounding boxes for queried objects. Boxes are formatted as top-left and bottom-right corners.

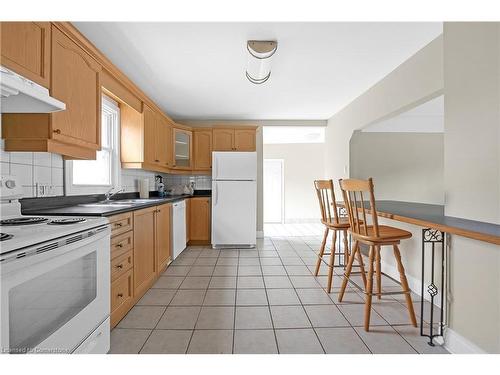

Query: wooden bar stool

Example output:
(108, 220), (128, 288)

(313, 180), (366, 293)
(338, 177), (417, 331)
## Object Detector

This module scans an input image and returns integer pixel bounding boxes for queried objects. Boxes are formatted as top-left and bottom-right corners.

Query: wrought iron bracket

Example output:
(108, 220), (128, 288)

(421, 228), (446, 346)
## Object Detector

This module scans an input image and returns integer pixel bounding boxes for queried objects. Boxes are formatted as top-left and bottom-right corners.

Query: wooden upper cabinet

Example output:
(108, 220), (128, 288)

(156, 116), (172, 168)
(234, 129), (256, 151)
(189, 197), (211, 242)
(51, 26), (101, 150)
(213, 128), (234, 151)
(172, 127), (192, 170)
(213, 127), (257, 151)
(193, 129), (213, 171)
(142, 104), (157, 165)
(0, 22), (51, 87)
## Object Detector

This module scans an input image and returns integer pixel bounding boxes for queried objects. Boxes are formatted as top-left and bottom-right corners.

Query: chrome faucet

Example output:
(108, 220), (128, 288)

(103, 188), (124, 202)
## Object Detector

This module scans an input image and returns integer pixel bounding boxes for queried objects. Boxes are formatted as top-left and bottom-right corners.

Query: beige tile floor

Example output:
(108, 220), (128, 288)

(110, 236), (449, 354)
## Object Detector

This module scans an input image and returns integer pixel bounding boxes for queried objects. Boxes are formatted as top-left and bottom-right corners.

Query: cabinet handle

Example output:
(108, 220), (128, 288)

(53, 129), (61, 134)
(117, 293), (123, 298)
(158, 209), (161, 212)
(115, 264), (123, 269)
(116, 243), (123, 248)
(114, 222), (123, 227)
(155, 159), (159, 162)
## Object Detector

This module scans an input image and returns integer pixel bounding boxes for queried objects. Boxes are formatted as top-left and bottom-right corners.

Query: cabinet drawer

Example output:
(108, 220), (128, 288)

(111, 269), (133, 315)
(111, 250), (133, 281)
(111, 230), (133, 259)
(109, 212), (133, 236)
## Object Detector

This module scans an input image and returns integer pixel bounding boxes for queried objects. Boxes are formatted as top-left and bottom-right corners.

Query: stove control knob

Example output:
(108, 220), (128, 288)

(5, 180), (16, 189)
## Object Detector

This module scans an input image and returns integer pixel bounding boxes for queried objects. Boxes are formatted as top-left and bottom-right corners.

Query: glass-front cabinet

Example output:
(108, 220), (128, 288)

(172, 127), (192, 169)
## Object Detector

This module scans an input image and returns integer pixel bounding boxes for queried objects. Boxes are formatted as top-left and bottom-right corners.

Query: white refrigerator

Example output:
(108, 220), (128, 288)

(211, 152), (257, 248)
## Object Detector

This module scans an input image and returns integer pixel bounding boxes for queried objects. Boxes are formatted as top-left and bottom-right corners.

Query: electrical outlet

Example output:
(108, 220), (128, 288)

(36, 183), (53, 197)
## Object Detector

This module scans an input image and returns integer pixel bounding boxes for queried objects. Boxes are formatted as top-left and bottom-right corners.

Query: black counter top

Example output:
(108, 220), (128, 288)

(22, 190), (211, 218)
(339, 200), (500, 245)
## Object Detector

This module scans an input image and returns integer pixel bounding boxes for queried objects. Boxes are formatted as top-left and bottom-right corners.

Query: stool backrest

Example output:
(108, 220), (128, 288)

(338, 177), (379, 237)
(314, 180), (339, 224)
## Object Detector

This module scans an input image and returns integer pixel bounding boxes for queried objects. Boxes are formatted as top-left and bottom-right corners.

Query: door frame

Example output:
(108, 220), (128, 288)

(263, 158), (285, 224)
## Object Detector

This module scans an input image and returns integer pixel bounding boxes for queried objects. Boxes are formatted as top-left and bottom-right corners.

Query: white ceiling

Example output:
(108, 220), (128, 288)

(74, 22), (442, 121)
(362, 95), (443, 133)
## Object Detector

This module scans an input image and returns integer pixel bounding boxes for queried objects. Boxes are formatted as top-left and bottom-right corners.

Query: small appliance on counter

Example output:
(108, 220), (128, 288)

(155, 175), (166, 198)
(139, 178), (149, 198)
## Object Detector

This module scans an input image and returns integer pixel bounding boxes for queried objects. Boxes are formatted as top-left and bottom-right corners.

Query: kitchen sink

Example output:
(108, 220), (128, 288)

(78, 203), (134, 208)
(116, 198), (166, 204)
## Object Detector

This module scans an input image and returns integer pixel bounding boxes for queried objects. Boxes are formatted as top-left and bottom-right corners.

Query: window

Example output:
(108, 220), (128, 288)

(263, 126), (325, 144)
(65, 95), (121, 195)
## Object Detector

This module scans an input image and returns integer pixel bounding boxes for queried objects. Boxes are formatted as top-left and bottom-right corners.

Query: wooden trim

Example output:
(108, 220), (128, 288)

(51, 22), (175, 124)
(211, 124), (258, 130)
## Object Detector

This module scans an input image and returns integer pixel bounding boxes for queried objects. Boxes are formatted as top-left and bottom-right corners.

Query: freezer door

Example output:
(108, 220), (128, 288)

(212, 152), (257, 180)
(212, 180), (256, 247)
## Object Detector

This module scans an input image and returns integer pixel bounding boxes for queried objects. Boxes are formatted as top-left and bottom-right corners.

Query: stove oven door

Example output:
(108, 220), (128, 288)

(0, 225), (110, 354)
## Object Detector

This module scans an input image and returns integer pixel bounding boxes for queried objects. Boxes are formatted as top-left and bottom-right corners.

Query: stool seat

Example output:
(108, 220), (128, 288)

(321, 217), (350, 229)
(352, 225), (412, 245)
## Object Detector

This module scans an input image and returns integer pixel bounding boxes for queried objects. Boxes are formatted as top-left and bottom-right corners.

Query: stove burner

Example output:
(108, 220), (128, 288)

(48, 218), (87, 225)
(0, 233), (13, 241)
(0, 217), (49, 226)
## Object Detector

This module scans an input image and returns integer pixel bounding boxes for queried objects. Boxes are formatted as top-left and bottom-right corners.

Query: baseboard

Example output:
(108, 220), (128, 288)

(256, 231), (264, 238)
(444, 328), (486, 354)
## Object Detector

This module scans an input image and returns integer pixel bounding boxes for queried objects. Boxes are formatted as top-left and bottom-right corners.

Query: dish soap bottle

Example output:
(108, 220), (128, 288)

(155, 175), (166, 198)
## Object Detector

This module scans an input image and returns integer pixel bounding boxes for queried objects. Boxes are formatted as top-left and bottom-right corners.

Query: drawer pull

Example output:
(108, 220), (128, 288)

(116, 243), (123, 248)
(117, 293), (123, 298)
(115, 264), (123, 269)
(114, 222), (123, 227)
(53, 129), (61, 134)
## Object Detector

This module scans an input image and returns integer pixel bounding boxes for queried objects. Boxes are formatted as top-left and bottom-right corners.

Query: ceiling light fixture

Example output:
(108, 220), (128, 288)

(246, 40), (278, 85)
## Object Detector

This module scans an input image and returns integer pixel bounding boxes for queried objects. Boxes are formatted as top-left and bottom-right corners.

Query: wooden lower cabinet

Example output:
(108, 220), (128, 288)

(109, 203), (174, 328)
(189, 197), (211, 244)
(133, 207), (157, 299)
(156, 203), (172, 274)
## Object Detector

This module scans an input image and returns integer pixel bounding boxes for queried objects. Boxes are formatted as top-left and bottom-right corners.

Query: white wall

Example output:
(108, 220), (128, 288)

(350, 131), (444, 204)
(325, 35), (444, 196)
(264, 142), (325, 223)
(442, 22), (500, 353)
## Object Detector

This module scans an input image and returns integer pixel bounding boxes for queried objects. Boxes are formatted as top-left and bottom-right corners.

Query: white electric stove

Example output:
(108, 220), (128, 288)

(0, 175), (111, 354)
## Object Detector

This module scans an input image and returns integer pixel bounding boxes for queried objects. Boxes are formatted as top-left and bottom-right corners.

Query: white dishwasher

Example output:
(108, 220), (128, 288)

(172, 200), (187, 259)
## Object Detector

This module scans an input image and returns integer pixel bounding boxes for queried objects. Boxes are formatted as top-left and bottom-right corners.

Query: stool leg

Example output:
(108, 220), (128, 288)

(393, 244), (417, 327)
(355, 243), (367, 290)
(376, 246), (382, 299)
(338, 240), (358, 302)
(342, 230), (350, 269)
(315, 227), (329, 276)
(327, 230), (337, 293)
(364, 246), (375, 331)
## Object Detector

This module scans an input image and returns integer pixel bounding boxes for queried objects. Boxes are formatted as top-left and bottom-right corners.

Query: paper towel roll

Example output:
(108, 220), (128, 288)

(139, 178), (149, 198)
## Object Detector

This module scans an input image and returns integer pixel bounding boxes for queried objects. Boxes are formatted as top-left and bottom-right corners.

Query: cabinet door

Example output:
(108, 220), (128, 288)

(143, 104), (157, 164)
(0, 22), (51, 87)
(193, 129), (213, 170)
(234, 129), (256, 151)
(156, 116), (171, 168)
(213, 129), (234, 151)
(172, 128), (192, 169)
(156, 204), (172, 273)
(189, 197), (211, 241)
(133, 207), (157, 299)
(50, 26), (101, 150)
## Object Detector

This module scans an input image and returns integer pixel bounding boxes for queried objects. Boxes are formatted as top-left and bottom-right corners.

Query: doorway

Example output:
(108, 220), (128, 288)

(263, 159), (284, 223)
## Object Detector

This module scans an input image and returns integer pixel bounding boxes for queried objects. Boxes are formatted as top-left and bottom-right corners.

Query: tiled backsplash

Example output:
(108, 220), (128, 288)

(1, 140), (212, 197)
(1, 140), (64, 198)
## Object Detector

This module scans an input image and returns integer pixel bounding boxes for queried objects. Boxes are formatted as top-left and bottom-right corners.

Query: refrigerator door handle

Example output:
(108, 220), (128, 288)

(214, 156), (218, 179)
(214, 181), (218, 206)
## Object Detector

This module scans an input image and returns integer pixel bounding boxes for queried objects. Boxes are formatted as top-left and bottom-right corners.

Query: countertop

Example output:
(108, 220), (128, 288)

(22, 191), (211, 218)
(338, 200), (500, 245)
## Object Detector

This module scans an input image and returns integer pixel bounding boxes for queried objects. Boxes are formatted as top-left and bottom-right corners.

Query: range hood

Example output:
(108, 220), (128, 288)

(0, 66), (66, 113)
